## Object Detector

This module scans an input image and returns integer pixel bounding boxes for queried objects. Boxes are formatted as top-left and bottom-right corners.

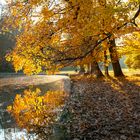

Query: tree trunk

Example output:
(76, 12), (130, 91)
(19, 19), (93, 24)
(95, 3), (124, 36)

(79, 65), (85, 74)
(109, 39), (124, 77)
(87, 63), (91, 74)
(91, 61), (104, 78)
(105, 66), (109, 76)
(104, 50), (109, 76)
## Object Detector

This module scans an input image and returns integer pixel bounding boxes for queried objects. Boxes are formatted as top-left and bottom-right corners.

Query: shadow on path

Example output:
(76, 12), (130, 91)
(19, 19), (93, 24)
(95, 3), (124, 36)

(64, 75), (140, 139)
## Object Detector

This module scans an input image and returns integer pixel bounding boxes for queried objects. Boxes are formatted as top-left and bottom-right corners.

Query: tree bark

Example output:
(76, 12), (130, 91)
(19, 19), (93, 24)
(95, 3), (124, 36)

(91, 61), (104, 78)
(104, 50), (109, 76)
(79, 65), (85, 74)
(109, 39), (124, 77)
(87, 63), (91, 74)
(105, 65), (109, 76)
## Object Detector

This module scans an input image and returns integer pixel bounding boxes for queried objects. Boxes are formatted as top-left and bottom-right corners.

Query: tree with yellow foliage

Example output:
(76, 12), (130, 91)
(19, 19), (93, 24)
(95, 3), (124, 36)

(118, 32), (140, 69)
(3, 0), (140, 76)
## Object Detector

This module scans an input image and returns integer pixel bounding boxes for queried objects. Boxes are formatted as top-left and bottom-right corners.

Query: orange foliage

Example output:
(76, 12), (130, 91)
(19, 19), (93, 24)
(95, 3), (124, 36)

(7, 89), (68, 137)
(3, 0), (140, 74)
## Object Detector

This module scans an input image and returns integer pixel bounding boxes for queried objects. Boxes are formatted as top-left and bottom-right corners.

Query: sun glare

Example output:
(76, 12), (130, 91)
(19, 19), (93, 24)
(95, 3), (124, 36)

(122, 0), (128, 2)
(0, 0), (6, 5)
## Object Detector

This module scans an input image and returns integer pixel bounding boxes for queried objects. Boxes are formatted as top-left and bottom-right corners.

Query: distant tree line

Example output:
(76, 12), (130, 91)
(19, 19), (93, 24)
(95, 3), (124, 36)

(0, 30), (15, 72)
(0, 4), (15, 72)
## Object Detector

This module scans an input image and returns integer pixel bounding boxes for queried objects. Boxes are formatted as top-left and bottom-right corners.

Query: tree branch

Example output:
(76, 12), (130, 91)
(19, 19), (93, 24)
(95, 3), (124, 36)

(131, 4), (140, 26)
(55, 4), (140, 64)
(55, 34), (111, 63)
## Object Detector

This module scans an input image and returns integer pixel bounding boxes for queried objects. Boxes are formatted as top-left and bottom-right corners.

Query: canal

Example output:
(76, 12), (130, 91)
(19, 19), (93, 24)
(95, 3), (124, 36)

(0, 74), (70, 140)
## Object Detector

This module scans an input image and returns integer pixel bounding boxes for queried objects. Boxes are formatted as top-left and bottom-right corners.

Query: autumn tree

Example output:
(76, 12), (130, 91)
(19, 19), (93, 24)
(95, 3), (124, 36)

(118, 32), (140, 69)
(2, 0), (140, 76)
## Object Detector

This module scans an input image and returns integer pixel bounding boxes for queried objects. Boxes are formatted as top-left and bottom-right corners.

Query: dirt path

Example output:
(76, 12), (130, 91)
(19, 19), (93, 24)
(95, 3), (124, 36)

(65, 76), (140, 140)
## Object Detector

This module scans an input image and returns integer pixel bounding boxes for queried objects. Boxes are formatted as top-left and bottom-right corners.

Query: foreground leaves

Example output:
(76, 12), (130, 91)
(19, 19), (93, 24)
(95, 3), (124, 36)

(63, 76), (140, 139)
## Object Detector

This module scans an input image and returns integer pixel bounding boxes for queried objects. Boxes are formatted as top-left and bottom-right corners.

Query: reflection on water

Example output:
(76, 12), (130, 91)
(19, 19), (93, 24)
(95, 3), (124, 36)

(0, 87), (33, 140)
(0, 75), (68, 140)
(0, 127), (30, 140)
(0, 107), (36, 140)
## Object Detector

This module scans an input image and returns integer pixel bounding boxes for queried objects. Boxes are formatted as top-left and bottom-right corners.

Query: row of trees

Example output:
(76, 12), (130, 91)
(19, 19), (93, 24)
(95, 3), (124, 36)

(2, 0), (140, 76)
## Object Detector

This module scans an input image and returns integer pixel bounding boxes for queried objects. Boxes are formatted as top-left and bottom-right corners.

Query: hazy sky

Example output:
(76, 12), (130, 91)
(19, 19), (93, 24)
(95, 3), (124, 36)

(0, 0), (6, 5)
